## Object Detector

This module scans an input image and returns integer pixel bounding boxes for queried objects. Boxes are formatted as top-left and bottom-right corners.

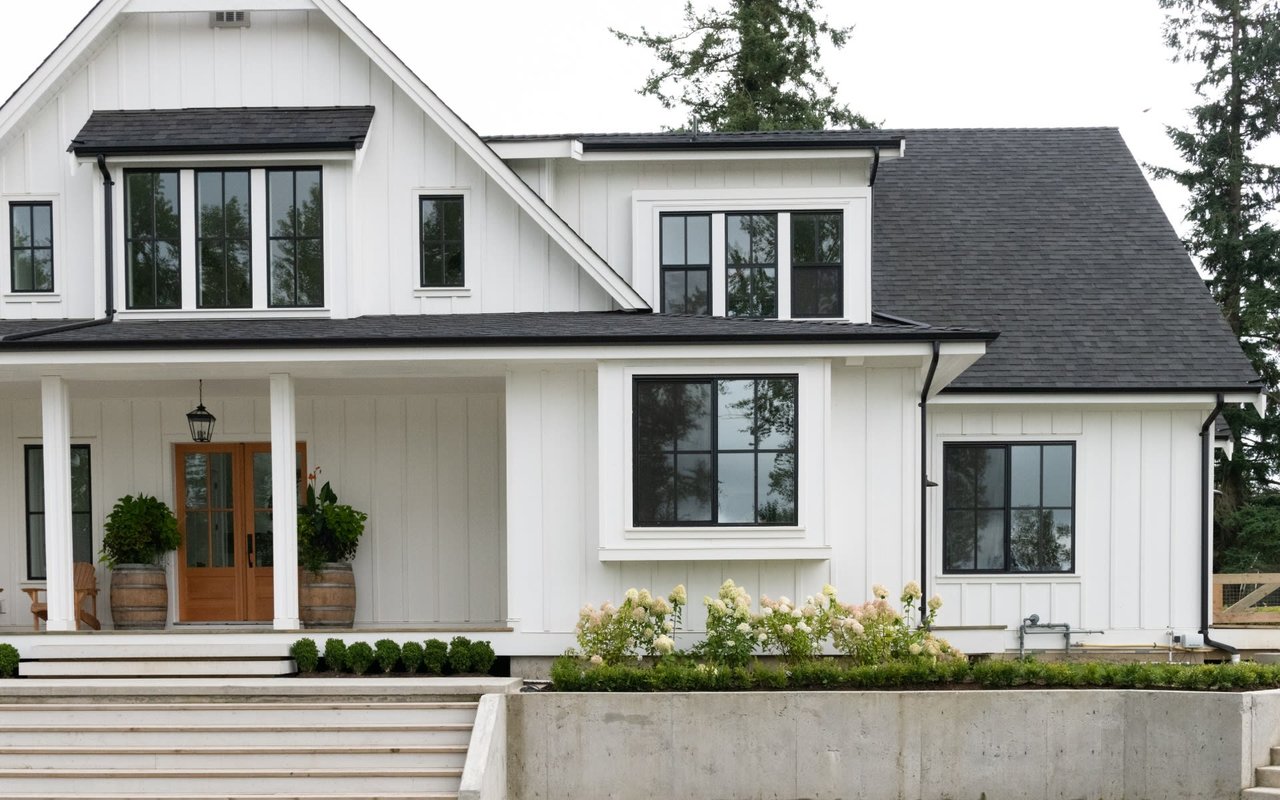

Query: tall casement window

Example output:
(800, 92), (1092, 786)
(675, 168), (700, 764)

(660, 213), (711, 314)
(9, 201), (53, 292)
(791, 212), (842, 318)
(419, 195), (464, 287)
(943, 443), (1076, 573)
(26, 444), (93, 580)
(267, 168), (323, 307)
(196, 170), (252, 308)
(125, 170), (181, 309)
(633, 376), (798, 526)
(725, 213), (778, 318)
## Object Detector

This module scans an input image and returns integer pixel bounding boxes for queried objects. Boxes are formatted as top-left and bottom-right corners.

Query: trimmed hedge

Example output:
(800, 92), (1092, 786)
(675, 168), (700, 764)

(550, 656), (1280, 693)
(292, 636), (498, 676)
(0, 643), (18, 678)
(290, 637), (319, 673)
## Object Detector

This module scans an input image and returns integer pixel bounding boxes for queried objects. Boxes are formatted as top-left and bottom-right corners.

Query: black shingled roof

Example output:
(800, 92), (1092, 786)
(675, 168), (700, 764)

(484, 129), (903, 152)
(870, 127), (1257, 392)
(0, 313), (993, 350)
(70, 106), (376, 156)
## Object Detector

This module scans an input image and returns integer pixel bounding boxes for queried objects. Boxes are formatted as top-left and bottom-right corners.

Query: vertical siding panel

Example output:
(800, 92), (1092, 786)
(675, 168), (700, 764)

(828, 367), (865, 600)
(515, 216), (548, 312)
(130, 400), (164, 497)
(482, 192), (517, 313)
(26, 107), (60, 193)
(351, 69), (393, 316)
(389, 89), (425, 315)
(960, 583), (991, 626)
(99, 399), (135, 528)
(336, 32), (370, 105)
(220, 398), (253, 437)
(0, 139), (24, 194)
(1080, 412), (1112, 629)
(178, 13), (214, 107)
(1023, 583), (1052, 625)
(467, 394), (502, 622)
(992, 583), (1022, 630)
(372, 397), (406, 621)
(578, 169), (609, 263)
(541, 371), (585, 632)
(240, 13), (275, 106)
(404, 395), (438, 622)
(118, 15), (151, 108)
(303, 11), (341, 106)
(865, 370), (904, 586)
(1110, 412), (1142, 628)
(505, 370), (544, 631)
(1140, 412), (1173, 630)
(1052, 583), (1082, 628)
(341, 397), (374, 621)
(269, 11), (305, 106)
(1170, 411), (1201, 629)
(606, 164), (637, 283)
(211, 26), (243, 107)
(435, 395), (470, 621)
(91, 36), (121, 110)
(0, 401), (15, 618)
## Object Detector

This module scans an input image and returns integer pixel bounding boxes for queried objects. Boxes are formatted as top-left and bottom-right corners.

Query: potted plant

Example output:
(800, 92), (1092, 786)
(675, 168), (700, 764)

(297, 470), (367, 628)
(100, 494), (181, 630)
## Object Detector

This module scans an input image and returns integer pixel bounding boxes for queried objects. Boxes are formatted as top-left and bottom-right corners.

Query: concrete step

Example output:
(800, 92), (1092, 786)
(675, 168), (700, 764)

(20, 659), (295, 678)
(0, 768), (464, 794)
(1244, 788), (1280, 798)
(1260, 765), (1280, 789)
(24, 643), (291, 659)
(0, 744), (469, 770)
(0, 700), (479, 724)
(0, 723), (474, 747)
(0, 794), (457, 799)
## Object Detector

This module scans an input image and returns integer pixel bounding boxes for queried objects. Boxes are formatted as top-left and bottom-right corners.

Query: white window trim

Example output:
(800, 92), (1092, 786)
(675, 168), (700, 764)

(111, 165), (334, 318)
(410, 186), (473, 296)
(632, 187), (871, 323)
(597, 359), (832, 561)
(1, 193), (62, 300)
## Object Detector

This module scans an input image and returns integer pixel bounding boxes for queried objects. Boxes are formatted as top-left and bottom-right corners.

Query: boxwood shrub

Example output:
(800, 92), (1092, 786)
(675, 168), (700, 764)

(0, 643), (18, 678)
(290, 638), (319, 673)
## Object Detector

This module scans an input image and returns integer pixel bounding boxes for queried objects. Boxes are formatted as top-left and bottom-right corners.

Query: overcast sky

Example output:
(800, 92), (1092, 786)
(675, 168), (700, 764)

(0, 1), (1234, 235)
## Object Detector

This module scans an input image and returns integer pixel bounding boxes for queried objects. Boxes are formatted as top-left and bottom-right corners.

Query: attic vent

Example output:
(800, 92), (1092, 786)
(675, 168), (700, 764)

(210, 11), (250, 28)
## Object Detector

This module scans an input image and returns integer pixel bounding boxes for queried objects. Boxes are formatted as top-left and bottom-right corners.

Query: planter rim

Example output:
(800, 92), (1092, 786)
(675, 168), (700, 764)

(109, 562), (166, 570)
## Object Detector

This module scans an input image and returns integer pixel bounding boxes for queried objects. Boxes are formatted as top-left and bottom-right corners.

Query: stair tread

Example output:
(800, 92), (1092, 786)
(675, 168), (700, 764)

(1, 723), (473, 731)
(0, 744), (469, 754)
(0, 767), (464, 777)
(0, 701), (477, 711)
(0, 795), (458, 799)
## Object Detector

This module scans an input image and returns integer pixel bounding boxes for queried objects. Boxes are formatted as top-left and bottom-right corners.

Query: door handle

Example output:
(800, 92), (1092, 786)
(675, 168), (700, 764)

(247, 533), (255, 568)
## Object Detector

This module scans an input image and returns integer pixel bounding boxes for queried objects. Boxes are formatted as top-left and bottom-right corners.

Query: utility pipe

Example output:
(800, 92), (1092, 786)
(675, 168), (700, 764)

(919, 340), (940, 624)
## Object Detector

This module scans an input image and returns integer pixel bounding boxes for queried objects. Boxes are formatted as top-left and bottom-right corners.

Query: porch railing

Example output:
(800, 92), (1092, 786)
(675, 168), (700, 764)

(1214, 573), (1280, 625)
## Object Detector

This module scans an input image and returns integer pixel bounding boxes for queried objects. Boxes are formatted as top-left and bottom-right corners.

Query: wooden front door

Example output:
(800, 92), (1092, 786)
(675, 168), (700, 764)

(176, 443), (304, 622)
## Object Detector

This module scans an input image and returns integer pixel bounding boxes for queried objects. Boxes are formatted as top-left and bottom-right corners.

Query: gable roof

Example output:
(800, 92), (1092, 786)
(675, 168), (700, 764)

(0, 0), (648, 311)
(70, 106), (376, 156)
(869, 127), (1258, 393)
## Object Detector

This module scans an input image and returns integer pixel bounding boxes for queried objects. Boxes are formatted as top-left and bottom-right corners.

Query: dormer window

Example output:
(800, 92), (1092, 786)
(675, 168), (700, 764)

(125, 170), (181, 309)
(267, 168), (324, 308)
(725, 213), (779, 318)
(790, 212), (843, 318)
(196, 170), (252, 309)
(659, 213), (710, 314)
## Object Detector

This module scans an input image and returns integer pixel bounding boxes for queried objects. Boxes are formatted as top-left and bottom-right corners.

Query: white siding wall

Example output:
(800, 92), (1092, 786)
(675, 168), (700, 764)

(0, 10), (608, 321)
(0, 379), (505, 630)
(929, 405), (1204, 642)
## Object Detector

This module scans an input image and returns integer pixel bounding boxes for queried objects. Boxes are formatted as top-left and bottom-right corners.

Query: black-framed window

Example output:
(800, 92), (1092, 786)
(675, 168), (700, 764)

(791, 211), (842, 318)
(725, 213), (778, 318)
(10, 201), (53, 292)
(267, 167), (323, 307)
(420, 195), (464, 287)
(26, 444), (93, 580)
(196, 170), (252, 308)
(943, 442), (1075, 573)
(633, 376), (797, 526)
(125, 170), (181, 309)
(660, 213), (711, 314)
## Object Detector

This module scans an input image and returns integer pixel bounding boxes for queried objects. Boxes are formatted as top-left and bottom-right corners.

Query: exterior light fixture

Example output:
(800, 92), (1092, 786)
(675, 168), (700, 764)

(186, 380), (216, 443)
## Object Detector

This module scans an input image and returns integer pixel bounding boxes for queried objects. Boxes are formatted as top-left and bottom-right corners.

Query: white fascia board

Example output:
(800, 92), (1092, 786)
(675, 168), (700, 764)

(487, 139), (580, 160)
(574, 148), (892, 164)
(124, 0), (314, 10)
(311, 0), (648, 311)
(935, 391), (1264, 409)
(78, 152), (355, 167)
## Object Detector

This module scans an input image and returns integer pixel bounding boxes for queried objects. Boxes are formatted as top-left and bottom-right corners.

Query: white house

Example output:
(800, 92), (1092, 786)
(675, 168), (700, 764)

(0, 0), (1263, 662)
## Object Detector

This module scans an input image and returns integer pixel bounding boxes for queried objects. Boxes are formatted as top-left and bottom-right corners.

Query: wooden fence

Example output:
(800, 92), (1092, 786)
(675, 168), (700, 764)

(1214, 573), (1280, 625)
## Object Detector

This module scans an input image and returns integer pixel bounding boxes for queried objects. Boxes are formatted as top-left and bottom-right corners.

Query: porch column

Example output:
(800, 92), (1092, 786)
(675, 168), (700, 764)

(40, 376), (75, 631)
(270, 373), (300, 630)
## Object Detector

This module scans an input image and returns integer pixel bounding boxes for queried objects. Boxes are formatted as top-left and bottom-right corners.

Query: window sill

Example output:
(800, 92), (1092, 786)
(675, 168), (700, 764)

(3, 292), (61, 303)
(600, 544), (832, 562)
(625, 525), (805, 539)
(414, 287), (471, 298)
(935, 574), (1081, 583)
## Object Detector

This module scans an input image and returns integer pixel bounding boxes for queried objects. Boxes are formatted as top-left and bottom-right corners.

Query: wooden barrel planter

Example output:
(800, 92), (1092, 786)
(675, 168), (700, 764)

(299, 563), (356, 628)
(109, 564), (168, 630)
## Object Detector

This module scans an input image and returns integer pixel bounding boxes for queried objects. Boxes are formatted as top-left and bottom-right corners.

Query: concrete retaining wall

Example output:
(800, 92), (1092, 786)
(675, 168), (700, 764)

(506, 690), (1280, 799)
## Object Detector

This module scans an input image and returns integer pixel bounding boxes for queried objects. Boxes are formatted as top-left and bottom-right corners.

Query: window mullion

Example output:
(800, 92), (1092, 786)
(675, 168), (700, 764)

(710, 377), (719, 525)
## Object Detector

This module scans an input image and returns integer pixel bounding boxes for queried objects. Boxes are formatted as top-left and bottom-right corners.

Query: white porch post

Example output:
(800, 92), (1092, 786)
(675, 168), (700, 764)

(40, 376), (75, 631)
(270, 373), (300, 630)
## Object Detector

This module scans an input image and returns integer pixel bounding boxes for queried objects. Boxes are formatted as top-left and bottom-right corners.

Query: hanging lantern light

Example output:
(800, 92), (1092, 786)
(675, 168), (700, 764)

(186, 380), (216, 443)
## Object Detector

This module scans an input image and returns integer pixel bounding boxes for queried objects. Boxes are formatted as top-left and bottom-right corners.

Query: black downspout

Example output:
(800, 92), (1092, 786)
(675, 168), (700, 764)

(2, 155), (115, 342)
(919, 341), (941, 624)
(869, 146), (882, 187)
(1200, 393), (1239, 660)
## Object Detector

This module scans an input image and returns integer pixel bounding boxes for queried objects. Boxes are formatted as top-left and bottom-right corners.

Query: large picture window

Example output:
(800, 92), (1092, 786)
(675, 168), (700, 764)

(633, 376), (798, 526)
(26, 444), (93, 580)
(9, 201), (53, 292)
(419, 195), (465, 288)
(660, 213), (711, 314)
(196, 170), (252, 308)
(125, 170), (181, 309)
(942, 442), (1075, 573)
(725, 213), (778, 318)
(267, 167), (323, 307)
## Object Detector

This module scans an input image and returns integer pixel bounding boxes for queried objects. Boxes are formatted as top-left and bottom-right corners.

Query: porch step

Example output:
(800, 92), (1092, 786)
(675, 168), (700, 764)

(18, 642), (295, 678)
(0, 697), (476, 798)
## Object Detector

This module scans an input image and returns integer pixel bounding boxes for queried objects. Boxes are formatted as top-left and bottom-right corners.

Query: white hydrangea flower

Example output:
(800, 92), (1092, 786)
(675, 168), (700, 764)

(589, 654), (603, 665)
(654, 635), (675, 655)
(872, 584), (889, 599)
(928, 594), (943, 612)
(625, 588), (639, 602)
(736, 622), (752, 634)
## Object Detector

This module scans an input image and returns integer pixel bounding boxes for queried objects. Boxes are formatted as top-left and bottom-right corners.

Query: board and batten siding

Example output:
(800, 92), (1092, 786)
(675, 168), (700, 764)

(928, 405), (1204, 642)
(0, 379), (504, 629)
(0, 9), (607, 321)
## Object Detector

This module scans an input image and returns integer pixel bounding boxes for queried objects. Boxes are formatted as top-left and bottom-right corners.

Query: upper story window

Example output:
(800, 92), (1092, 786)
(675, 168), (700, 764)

(726, 213), (779, 318)
(197, 170), (252, 309)
(420, 195), (464, 288)
(660, 213), (710, 314)
(942, 442), (1076, 574)
(268, 168), (324, 308)
(9, 201), (54, 293)
(790, 212), (843, 318)
(125, 170), (181, 309)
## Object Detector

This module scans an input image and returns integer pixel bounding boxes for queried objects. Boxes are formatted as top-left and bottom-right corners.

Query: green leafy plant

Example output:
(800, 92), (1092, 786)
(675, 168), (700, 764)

(470, 640), (497, 675)
(0, 643), (18, 678)
(346, 641), (375, 675)
(422, 639), (448, 675)
(575, 585), (685, 665)
(297, 470), (368, 572)
(400, 641), (424, 674)
(291, 638), (319, 673)
(323, 638), (348, 673)
(374, 639), (401, 674)
(99, 494), (181, 568)
(447, 636), (474, 674)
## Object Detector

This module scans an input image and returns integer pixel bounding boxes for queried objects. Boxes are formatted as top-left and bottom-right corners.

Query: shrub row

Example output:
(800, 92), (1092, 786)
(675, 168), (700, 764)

(550, 656), (1280, 693)
(291, 636), (496, 676)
